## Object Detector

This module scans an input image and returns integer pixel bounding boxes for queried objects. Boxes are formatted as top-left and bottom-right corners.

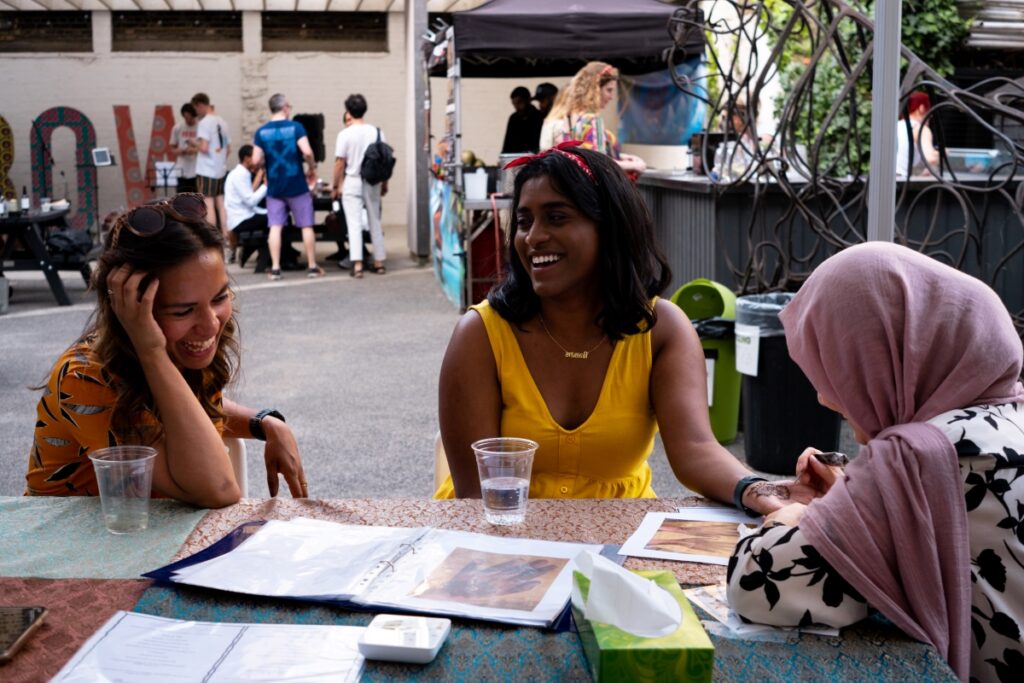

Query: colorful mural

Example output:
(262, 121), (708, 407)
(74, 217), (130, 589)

(430, 176), (464, 308)
(113, 104), (176, 208)
(30, 107), (98, 231)
(0, 114), (13, 199)
(619, 59), (707, 146)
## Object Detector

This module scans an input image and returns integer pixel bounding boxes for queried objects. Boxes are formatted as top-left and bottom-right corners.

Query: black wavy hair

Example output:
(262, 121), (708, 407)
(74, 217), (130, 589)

(488, 147), (671, 340)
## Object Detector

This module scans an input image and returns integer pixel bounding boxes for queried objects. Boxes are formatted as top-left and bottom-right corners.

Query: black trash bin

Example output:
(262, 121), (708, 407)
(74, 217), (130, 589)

(737, 293), (841, 474)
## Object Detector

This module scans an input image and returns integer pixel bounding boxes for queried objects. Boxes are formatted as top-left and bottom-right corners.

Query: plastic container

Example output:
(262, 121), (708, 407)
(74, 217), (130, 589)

(670, 279), (741, 444)
(736, 293), (841, 474)
(464, 168), (488, 200)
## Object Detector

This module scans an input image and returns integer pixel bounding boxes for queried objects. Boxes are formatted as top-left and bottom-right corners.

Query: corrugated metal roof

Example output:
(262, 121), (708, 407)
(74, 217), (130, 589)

(959, 0), (1024, 49)
(0, 0), (485, 12)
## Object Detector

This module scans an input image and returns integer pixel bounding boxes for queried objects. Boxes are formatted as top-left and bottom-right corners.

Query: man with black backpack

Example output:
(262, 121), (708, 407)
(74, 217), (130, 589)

(331, 94), (394, 278)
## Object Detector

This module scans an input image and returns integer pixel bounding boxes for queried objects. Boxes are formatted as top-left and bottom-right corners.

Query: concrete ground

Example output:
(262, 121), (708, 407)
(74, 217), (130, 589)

(0, 227), (856, 499)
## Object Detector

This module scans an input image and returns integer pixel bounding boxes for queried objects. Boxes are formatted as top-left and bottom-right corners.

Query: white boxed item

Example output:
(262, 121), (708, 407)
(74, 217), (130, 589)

(358, 614), (451, 664)
(464, 167), (487, 200)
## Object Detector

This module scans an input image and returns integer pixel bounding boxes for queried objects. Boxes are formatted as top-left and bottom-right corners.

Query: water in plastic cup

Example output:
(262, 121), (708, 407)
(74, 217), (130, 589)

(473, 437), (537, 525)
(88, 446), (158, 534)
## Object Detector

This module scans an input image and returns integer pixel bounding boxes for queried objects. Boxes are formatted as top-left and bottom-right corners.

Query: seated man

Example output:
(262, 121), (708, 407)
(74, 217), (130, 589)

(225, 145), (269, 270)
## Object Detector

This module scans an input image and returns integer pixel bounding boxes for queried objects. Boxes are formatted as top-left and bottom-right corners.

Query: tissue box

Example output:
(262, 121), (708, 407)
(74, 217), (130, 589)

(572, 570), (714, 682)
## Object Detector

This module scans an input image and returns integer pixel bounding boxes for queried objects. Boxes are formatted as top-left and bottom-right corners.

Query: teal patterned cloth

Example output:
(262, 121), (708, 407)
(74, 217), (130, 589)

(0, 496), (207, 579)
(134, 584), (957, 682)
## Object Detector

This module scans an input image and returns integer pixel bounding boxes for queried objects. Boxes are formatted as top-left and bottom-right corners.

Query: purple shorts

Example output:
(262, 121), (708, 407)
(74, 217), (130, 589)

(267, 192), (314, 228)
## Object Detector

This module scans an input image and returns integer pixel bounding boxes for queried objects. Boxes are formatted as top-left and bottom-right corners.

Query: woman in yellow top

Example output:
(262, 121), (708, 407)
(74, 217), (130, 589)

(27, 193), (307, 507)
(437, 144), (812, 513)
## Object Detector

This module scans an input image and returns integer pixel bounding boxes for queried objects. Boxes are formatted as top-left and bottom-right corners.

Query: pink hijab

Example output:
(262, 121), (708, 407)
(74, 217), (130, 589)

(780, 242), (1024, 681)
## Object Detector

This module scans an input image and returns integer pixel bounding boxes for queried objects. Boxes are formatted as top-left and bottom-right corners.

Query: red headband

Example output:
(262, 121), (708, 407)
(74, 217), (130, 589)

(501, 140), (597, 183)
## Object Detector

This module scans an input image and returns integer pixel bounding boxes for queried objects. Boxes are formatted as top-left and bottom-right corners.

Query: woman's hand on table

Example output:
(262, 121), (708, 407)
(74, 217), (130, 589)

(262, 417), (308, 498)
(764, 502), (808, 528)
(795, 447), (846, 496)
(106, 265), (166, 359)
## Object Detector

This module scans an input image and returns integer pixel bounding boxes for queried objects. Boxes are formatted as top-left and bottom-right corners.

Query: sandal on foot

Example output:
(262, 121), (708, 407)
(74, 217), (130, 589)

(351, 264), (364, 279)
(307, 266), (326, 279)
(268, 269), (283, 281)
(371, 262), (387, 274)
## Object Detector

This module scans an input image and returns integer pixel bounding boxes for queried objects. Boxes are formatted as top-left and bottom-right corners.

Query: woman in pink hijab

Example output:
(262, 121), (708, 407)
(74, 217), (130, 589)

(726, 242), (1024, 682)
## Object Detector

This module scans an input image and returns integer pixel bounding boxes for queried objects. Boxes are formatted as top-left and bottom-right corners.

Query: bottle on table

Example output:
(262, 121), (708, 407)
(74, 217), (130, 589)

(20, 186), (30, 212)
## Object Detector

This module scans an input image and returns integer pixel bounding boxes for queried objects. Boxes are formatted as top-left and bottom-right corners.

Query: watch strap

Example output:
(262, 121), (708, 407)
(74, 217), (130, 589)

(733, 474), (768, 517)
(250, 408), (285, 441)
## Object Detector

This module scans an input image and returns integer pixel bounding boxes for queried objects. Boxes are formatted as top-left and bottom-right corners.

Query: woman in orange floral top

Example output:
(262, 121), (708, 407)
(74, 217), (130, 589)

(28, 193), (307, 507)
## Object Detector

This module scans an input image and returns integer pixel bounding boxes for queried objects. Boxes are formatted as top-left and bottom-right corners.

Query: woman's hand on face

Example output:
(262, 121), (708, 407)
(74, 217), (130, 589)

(106, 265), (166, 358)
(262, 418), (308, 498)
(795, 447), (846, 496)
(764, 502), (807, 528)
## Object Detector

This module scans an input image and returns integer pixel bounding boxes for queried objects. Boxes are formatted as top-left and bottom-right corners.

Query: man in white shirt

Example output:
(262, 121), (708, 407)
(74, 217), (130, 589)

(331, 94), (387, 278)
(170, 103), (199, 193)
(191, 92), (231, 240)
(225, 144), (268, 268)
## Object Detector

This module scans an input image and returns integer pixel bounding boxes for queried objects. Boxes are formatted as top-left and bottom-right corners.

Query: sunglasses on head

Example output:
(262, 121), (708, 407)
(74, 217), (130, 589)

(110, 193), (207, 249)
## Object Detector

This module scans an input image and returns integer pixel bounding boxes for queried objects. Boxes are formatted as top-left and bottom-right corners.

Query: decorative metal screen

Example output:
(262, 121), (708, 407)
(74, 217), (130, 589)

(0, 11), (92, 54)
(112, 12), (243, 53)
(261, 12), (388, 53)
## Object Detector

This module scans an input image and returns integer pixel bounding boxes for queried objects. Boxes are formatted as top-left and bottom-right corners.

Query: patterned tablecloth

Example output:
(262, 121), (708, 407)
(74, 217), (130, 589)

(0, 496), (208, 579)
(0, 577), (149, 683)
(133, 498), (954, 682)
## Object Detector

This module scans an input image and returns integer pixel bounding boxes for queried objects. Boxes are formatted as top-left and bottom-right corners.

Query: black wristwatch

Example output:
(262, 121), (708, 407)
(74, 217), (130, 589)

(733, 474), (768, 517)
(250, 409), (285, 441)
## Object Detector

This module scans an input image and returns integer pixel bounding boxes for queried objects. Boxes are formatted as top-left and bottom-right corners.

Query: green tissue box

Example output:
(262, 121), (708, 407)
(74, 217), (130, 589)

(572, 569), (714, 682)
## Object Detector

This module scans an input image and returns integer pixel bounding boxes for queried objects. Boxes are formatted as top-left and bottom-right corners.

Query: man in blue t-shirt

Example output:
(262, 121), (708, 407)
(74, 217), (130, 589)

(251, 93), (323, 280)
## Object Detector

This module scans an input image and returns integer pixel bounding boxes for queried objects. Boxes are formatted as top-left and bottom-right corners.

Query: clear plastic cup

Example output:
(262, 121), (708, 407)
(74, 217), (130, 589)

(472, 437), (538, 525)
(88, 446), (158, 534)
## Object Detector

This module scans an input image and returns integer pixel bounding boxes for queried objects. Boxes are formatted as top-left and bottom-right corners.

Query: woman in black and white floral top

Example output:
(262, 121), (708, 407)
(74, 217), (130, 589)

(726, 243), (1024, 683)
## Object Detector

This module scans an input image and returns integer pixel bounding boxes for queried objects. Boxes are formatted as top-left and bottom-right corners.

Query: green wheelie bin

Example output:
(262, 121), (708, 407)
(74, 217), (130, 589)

(669, 279), (741, 444)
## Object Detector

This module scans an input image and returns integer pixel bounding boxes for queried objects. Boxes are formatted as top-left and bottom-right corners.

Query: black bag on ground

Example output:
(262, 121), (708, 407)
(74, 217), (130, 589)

(46, 228), (94, 264)
(360, 128), (396, 186)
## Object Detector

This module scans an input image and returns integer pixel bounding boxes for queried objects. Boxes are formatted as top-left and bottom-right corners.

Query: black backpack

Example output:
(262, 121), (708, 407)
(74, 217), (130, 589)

(360, 128), (396, 186)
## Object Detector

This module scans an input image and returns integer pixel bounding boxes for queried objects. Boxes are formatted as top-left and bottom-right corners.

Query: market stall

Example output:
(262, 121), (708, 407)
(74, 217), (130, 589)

(424, 0), (701, 309)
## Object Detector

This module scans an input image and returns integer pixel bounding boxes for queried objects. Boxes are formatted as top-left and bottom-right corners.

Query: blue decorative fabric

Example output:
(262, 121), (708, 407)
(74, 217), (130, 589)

(619, 60), (707, 146)
(0, 496), (207, 579)
(133, 584), (957, 682)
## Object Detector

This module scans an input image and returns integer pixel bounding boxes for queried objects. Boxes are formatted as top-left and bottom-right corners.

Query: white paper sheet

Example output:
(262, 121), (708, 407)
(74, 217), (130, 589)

(618, 509), (761, 565)
(171, 518), (426, 599)
(53, 611), (365, 682)
(684, 583), (840, 638)
(734, 323), (761, 376)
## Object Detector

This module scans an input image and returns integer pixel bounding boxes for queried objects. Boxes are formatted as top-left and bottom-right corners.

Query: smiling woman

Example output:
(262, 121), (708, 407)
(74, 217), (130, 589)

(436, 145), (817, 512)
(26, 193), (308, 507)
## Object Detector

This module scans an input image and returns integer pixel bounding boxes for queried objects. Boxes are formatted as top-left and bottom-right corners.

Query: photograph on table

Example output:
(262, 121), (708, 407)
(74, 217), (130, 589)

(619, 508), (760, 565)
(410, 547), (567, 611)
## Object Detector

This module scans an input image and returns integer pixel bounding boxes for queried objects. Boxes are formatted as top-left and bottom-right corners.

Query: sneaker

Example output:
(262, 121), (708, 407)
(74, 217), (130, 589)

(268, 269), (282, 281)
(307, 266), (326, 279)
(338, 257), (352, 270)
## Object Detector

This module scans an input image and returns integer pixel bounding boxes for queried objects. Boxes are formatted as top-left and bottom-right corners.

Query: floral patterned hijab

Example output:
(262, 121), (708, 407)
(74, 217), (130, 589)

(780, 242), (1024, 680)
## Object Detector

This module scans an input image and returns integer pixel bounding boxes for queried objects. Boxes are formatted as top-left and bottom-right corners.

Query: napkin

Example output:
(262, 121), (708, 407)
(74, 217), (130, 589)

(571, 551), (682, 638)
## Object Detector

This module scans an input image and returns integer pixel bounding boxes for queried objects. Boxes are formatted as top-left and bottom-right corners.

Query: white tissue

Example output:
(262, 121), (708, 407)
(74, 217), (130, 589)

(571, 551), (682, 638)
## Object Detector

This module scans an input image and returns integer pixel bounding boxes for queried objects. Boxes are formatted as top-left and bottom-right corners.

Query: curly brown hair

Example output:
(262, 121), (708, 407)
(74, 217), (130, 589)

(82, 200), (239, 445)
(546, 61), (619, 122)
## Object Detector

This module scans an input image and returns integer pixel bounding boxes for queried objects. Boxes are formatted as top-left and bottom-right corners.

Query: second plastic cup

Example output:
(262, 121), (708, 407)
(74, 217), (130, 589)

(88, 445), (158, 534)
(472, 437), (538, 525)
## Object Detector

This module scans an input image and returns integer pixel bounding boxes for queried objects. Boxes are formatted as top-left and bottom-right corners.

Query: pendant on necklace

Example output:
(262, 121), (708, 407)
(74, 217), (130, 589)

(565, 351), (589, 360)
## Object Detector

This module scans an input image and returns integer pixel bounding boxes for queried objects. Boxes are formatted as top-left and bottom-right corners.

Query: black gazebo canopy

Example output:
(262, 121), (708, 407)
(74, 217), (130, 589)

(449, 0), (688, 77)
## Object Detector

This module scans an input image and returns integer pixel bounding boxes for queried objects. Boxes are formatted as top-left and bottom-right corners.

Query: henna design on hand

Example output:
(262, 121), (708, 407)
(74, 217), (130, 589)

(749, 482), (791, 500)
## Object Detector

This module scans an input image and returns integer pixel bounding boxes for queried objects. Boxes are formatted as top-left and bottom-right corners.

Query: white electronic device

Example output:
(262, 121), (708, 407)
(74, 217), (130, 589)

(357, 614), (451, 664)
(91, 147), (113, 167)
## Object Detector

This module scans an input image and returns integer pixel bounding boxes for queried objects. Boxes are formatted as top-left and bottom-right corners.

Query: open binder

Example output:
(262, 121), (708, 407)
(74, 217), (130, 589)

(144, 518), (612, 629)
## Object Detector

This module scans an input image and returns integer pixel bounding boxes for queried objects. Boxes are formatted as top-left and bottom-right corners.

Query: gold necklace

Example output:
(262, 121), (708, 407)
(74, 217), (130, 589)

(538, 315), (606, 360)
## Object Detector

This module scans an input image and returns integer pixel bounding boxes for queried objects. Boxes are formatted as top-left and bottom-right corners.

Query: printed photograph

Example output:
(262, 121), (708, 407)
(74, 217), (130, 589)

(645, 520), (749, 558)
(410, 547), (567, 611)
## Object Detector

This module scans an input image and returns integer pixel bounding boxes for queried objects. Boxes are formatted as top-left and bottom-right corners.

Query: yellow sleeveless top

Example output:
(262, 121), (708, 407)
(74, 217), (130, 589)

(435, 301), (658, 499)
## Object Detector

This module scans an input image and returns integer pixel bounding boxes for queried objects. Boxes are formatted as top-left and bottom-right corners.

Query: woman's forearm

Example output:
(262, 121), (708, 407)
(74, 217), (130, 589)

(139, 349), (239, 507)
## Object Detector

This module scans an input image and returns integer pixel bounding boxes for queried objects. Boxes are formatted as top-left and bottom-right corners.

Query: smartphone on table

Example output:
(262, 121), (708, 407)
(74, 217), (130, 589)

(0, 606), (48, 664)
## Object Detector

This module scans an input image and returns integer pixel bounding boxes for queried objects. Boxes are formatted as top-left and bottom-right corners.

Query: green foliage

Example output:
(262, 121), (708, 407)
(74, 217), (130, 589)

(763, 0), (971, 175)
